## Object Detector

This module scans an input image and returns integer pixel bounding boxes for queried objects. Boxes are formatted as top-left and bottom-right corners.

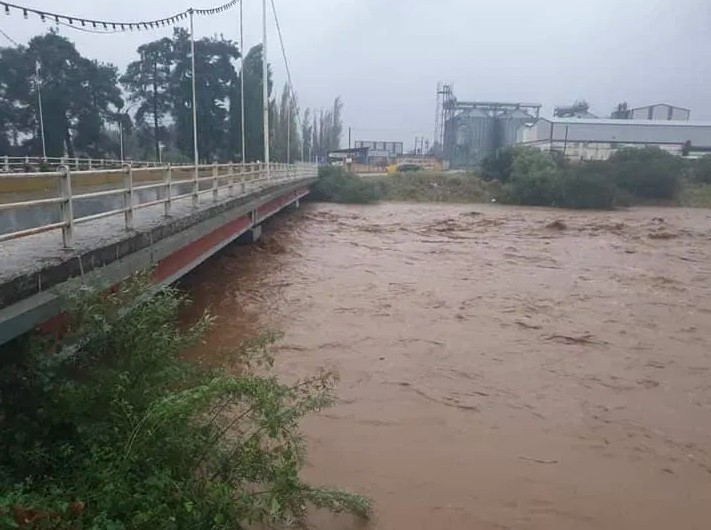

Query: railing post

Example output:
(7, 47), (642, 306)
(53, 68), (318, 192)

(212, 162), (219, 203)
(2, 155), (8, 172)
(74, 158), (79, 171)
(59, 166), (74, 248)
(241, 164), (247, 194)
(164, 164), (172, 218)
(228, 162), (235, 198)
(123, 164), (134, 230)
(192, 162), (199, 208)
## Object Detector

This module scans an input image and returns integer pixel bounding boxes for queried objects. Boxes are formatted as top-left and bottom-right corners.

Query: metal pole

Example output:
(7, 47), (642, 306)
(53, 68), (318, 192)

(36, 62), (47, 159)
(262, 0), (270, 180)
(189, 8), (200, 207)
(119, 120), (124, 163)
(240, 0), (246, 165)
(287, 99), (291, 165)
(563, 125), (569, 157)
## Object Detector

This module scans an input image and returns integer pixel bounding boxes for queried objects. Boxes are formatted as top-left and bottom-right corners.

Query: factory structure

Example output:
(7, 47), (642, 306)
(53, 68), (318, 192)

(434, 84), (542, 167)
(435, 83), (711, 167)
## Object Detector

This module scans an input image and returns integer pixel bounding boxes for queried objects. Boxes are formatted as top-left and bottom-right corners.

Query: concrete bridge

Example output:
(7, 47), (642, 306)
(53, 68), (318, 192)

(0, 162), (317, 345)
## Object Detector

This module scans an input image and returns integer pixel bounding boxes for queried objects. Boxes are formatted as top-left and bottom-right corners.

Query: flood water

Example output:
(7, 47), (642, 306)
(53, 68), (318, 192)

(182, 202), (711, 530)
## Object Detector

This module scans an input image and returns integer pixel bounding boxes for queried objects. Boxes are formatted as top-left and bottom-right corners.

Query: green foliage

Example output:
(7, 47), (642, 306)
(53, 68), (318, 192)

(0, 275), (370, 528)
(500, 146), (685, 209)
(685, 155), (711, 184)
(312, 166), (384, 204)
(607, 147), (681, 200)
(480, 147), (516, 182)
(0, 31), (123, 158)
(1, 31), (342, 163)
(380, 171), (495, 203)
(678, 183), (711, 208)
(557, 164), (617, 210)
(503, 149), (564, 206)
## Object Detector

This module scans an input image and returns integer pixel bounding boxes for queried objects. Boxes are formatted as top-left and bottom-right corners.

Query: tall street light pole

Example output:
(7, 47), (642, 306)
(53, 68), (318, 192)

(262, 0), (270, 179)
(239, 0), (246, 165)
(189, 8), (200, 207)
(35, 61), (47, 159)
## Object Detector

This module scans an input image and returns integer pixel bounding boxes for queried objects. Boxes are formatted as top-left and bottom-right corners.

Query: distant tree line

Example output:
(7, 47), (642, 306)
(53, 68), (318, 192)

(0, 30), (343, 163)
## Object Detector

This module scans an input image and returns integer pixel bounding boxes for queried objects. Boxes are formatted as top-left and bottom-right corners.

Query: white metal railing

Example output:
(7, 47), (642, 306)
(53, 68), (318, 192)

(0, 162), (316, 248)
(0, 156), (188, 174)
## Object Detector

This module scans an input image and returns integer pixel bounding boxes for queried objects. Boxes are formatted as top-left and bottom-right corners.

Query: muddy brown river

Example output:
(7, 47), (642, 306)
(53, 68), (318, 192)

(182, 202), (711, 530)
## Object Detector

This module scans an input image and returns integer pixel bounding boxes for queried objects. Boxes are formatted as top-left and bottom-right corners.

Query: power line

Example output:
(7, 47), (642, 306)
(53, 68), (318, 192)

(0, 1), (237, 34)
(0, 25), (18, 45)
(269, 0), (304, 152)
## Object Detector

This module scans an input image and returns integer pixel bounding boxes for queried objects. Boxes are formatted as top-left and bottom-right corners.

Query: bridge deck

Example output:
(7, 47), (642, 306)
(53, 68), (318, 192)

(0, 177), (313, 313)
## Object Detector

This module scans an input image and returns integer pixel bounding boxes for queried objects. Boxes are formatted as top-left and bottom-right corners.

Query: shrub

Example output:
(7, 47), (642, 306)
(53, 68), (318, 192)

(0, 275), (370, 529)
(558, 165), (617, 209)
(686, 155), (711, 184)
(312, 166), (383, 204)
(480, 146), (516, 182)
(504, 169), (563, 206)
(606, 147), (681, 200)
(502, 148), (617, 209)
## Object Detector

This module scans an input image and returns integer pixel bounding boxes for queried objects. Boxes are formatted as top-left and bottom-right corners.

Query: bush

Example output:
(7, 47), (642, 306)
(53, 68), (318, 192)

(380, 171), (493, 203)
(0, 275), (370, 529)
(502, 149), (564, 206)
(312, 166), (383, 204)
(558, 165), (617, 209)
(480, 147), (516, 182)
(607, 147), (681, 200)
(686, 155), (711, 184)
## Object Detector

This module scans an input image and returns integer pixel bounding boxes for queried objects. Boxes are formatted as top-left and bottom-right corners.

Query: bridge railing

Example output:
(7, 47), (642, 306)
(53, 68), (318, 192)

(0, 156), (184, 174)
(0, 162), (316, 248)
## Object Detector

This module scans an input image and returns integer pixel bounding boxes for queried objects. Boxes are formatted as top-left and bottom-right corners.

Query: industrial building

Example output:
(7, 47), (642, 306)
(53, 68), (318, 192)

(353, 141), (404, 165)
(611, 103), (691, 121)
(517, 117), (711, 160)
(434, 84), (541, 167)
(434, 81), (705, 165)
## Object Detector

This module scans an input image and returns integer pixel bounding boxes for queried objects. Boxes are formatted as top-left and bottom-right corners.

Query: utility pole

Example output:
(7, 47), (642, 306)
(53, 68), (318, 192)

(239, 0), (246, 164)
(35, 61), (46, 159)
(189, 8), (200, 206)
(348, 127), (352, 150)
(262, 0), (271, 179)
(153, 54), (160, 162)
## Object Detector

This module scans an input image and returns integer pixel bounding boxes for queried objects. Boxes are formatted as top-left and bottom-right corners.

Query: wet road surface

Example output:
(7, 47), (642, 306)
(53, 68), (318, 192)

(182, 202), (711, 530)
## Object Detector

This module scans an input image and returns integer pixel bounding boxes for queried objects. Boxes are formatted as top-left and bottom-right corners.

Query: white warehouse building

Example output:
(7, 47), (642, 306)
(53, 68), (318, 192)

(517, 117), (711, 160)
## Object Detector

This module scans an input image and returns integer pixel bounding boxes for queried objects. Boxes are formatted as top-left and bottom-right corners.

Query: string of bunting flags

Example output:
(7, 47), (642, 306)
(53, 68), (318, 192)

(0, 0), (238, 33)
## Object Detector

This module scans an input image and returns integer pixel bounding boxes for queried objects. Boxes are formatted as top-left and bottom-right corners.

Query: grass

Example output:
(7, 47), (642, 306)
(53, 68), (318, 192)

(377, 171), (498, 203)
(678, 183), (711, 208)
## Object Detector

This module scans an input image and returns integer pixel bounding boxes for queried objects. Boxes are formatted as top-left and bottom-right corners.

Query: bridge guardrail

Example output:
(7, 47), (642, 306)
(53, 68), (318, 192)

(0, 162), (316, 248)
(1, 155), (188, 174)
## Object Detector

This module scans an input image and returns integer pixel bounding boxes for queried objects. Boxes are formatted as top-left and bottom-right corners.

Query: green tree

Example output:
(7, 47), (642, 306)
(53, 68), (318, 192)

(121, 38), (174, 161)
(0, 31), (122, 159)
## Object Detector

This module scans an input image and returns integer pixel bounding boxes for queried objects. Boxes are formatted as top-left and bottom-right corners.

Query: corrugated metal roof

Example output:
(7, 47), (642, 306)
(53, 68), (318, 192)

(535, 117), (711, 127)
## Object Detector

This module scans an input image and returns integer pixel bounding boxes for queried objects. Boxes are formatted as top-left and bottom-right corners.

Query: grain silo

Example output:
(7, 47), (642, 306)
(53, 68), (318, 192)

(497, 108), (536, 148)
(436, 85), (541, 168)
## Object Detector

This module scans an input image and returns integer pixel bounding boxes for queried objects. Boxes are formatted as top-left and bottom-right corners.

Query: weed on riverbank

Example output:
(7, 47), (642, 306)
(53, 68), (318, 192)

(0, 275), (371, 528)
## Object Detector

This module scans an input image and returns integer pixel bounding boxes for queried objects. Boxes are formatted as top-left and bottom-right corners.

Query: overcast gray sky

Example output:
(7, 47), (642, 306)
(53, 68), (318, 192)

(2, 0), (710, 147)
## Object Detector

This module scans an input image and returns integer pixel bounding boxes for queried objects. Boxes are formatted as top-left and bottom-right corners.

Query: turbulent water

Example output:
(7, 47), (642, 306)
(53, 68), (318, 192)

(182, 202), (711, 530)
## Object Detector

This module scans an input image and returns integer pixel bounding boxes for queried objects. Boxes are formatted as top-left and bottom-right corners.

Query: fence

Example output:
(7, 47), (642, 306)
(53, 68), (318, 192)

(0, 162), (316, 248)
(1, 156), (181, 174)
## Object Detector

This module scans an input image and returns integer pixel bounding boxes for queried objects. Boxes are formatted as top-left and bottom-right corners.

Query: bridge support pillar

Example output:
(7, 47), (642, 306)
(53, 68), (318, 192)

(237, 225), (262, 245)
